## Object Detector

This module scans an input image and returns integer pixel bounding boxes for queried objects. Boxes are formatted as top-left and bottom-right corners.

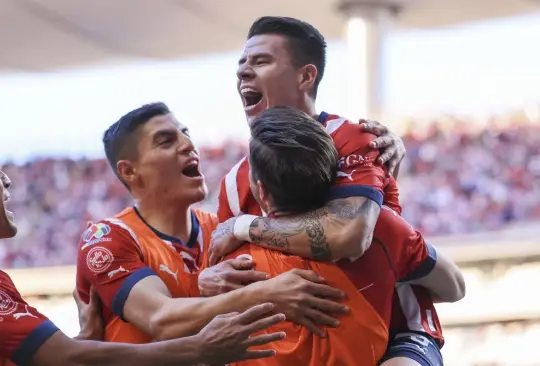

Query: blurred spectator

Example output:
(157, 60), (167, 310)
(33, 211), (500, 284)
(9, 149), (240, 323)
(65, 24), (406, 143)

(1, 120), (539, 268)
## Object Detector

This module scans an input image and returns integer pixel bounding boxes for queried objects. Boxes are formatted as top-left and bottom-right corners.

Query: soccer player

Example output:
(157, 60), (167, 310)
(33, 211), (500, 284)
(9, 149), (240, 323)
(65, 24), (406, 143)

(208, 17), (464, 366)
(75, 103), (348, 344)
(0, 169), (288, 365)
(200, 106), (464, 366)
(211, 16), (405, 267)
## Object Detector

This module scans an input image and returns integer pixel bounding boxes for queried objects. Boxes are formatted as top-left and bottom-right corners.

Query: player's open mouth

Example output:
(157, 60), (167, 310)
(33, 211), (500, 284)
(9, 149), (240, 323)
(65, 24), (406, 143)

(241, 87), (263, 112)
(181, 159), (203, 179)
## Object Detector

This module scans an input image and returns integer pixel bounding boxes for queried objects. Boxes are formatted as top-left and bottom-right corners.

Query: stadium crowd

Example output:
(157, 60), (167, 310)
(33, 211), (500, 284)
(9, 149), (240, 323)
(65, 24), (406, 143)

(1, 119), (539, 268)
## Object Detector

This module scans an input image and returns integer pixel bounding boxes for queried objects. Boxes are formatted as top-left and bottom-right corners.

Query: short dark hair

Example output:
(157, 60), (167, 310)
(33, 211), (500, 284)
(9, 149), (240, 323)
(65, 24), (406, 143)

(248, 16), (326, 99)
(103, 102), (171, 187)
(249, 106), (338, 213)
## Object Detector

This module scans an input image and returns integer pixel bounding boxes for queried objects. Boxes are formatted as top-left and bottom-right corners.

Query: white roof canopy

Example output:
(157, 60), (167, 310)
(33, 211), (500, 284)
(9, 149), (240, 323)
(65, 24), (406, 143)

(0, 0), (538, 72)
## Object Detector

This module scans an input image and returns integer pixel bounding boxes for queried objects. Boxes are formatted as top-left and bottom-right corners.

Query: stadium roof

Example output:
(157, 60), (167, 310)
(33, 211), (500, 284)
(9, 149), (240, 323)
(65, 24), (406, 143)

(0, 0), (539, 72)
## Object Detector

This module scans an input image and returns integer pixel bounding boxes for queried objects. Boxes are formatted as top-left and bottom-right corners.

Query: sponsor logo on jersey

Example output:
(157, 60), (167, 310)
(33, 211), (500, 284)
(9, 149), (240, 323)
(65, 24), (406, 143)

(86, 246), (114, 274)
(0, 290), (17, 316)
(338, 154), (374, 169)
(81, 223), (112, 250)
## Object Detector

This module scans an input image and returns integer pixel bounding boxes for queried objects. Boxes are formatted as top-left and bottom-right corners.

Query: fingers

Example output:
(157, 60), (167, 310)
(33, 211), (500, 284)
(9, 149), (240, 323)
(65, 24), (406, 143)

(290, 269), (326, 284)
(72, 289), (83, 311)
(301, 307), (340, 328)
(227, 258), (256, 270)
(215, 311), (241, 319)
(244, 313), (286, 334)
(378, 146), (397, 166)
(239, 349), (278, 361)
(305, 282), (345, 300)
(360, 120), (388, 136)
(244, 331), (286, 347)
(386, 158), (398, 177)
(208, 247), (222, 266)
(294, 316), (326, 337)
(89, 287), (102, 312)
(227, 269), (269, 283)
(304, 294), (349, 314)
(236, 303), (277, 324)
(369, 135), (394, 150)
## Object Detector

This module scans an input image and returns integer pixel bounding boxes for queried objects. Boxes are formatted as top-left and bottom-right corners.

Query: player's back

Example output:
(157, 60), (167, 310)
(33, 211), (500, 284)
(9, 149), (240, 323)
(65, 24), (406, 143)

(225, 244), (389, 366)
(76, 207), (217, 344)
(225, 206), (434, 366)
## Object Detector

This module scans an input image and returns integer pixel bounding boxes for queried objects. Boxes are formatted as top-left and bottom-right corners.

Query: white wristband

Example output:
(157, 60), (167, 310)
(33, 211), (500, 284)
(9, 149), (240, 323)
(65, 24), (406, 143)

(233, 215), (258, 242)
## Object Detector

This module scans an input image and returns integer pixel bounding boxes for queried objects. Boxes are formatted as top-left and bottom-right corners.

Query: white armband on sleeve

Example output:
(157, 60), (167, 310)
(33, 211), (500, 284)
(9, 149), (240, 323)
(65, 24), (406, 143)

(233, 215), (258, 242)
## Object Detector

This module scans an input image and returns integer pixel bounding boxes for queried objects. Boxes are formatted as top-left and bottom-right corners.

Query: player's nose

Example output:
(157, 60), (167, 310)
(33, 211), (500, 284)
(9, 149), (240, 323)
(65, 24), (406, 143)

(178, 135), (196, 155)
(236, 63), (254, 81)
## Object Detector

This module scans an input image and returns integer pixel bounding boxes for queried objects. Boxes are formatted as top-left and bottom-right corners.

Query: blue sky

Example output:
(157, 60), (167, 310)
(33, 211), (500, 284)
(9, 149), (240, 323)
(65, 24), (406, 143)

(1, 12), (539, 162)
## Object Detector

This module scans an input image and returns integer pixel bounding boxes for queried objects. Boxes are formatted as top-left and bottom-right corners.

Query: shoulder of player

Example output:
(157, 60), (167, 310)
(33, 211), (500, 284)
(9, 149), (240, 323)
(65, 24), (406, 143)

(224, 155), (249, 179)
(377, 206), (416, 236)
(192, 208), (219, 227)
(78, 216), (139, 252)
(0, 271), (26, 303)
(328, 117), (376, 141)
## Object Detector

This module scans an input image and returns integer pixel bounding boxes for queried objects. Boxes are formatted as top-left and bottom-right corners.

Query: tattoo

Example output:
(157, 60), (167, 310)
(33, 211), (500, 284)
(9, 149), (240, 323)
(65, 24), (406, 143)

(249, 218), (293, 250)
(248, 197), (378, 261)
(212, 220), (233, 241)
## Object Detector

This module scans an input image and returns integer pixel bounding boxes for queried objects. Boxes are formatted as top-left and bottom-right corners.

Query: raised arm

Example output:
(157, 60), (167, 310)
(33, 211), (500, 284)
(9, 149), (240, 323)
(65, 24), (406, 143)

(209, 123), (389, 264)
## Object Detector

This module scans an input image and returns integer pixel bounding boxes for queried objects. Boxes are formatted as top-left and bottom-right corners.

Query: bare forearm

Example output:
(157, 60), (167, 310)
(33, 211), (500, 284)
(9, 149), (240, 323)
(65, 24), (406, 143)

(71, 338), (201, 366)
(248, 197), (380, 261)
(31, 332), (201, 366)
(152, 284), (265, 340)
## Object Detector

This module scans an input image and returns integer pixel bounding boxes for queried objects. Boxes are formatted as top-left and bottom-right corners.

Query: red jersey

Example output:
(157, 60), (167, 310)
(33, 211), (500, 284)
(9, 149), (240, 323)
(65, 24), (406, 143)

(391, 270), (445, 346)
(76, 207), (217, 343)
(217, 112), (400, 221)
(0, 271), (59, 366)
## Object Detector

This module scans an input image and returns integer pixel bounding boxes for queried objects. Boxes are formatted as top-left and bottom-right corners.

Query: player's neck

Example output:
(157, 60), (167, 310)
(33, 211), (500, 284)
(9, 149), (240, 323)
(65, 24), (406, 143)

(299, 99), (317, 119)
(134, 200), (192, 243)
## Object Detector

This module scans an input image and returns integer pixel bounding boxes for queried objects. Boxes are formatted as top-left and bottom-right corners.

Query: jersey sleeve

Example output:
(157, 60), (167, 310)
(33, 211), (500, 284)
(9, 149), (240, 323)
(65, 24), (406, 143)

(327, 121), (387, 206)
(389, 213), (437, 281)
(217, 177), (235, 223)
(76, 221), (157, 320)
(383, 176), (402, 215)
(0, 278), (59, 365)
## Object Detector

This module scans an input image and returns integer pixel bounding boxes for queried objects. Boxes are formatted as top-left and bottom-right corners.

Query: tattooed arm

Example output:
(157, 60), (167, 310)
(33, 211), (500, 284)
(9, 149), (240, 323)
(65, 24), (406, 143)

(248, 197), (380, 261)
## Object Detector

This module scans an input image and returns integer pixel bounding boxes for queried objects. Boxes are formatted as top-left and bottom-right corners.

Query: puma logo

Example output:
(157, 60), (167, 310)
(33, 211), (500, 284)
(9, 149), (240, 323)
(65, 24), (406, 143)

(13, 305), (37, 320)
(336, 170), (356, 181)
(108, 266), (129, 279)
(159, 264), (178, 284)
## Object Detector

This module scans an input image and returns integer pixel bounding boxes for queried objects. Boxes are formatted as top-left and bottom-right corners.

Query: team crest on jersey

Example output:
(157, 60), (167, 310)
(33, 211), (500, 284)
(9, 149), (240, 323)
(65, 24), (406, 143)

(0, 290), (17, 316)
(86, 246), (114, 274)
(81, 223), (112, 250)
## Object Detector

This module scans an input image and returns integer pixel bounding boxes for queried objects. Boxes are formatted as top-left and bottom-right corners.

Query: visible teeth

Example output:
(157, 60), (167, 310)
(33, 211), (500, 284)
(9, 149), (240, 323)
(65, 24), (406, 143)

(241, 87), (259, 95)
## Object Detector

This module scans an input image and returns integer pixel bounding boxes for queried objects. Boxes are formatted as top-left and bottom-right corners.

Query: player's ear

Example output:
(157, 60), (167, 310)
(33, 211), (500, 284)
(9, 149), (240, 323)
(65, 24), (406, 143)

(298, 64), (317, 94)
(117, 160), (136, 187)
